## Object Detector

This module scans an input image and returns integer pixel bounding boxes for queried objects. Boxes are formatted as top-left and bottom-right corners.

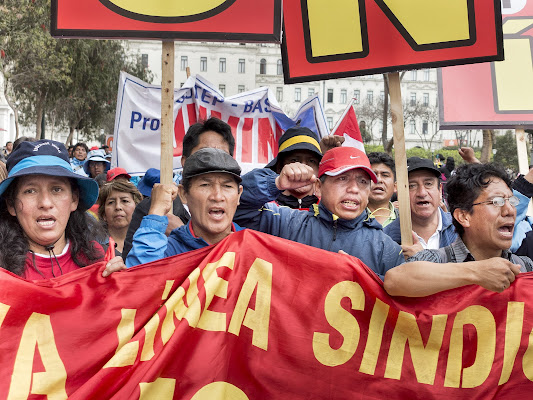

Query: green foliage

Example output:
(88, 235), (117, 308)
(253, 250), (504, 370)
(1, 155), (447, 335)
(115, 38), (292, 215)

(493, 131), (519, 170)
(1, 0), (153, 142)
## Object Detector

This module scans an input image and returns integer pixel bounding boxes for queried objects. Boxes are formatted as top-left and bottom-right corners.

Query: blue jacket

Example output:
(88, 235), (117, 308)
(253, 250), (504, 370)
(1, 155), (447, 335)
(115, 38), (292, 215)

(383, 208), (457, 248)
(126, 215), (243, 268)
(233, 168), (405, 278)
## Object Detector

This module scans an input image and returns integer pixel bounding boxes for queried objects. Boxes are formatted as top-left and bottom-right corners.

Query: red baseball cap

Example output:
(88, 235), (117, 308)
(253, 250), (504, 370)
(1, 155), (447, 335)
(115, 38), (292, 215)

(90, 145), (99, 151)
(107, 167), (131, 182)
(318, 147), (377, 182)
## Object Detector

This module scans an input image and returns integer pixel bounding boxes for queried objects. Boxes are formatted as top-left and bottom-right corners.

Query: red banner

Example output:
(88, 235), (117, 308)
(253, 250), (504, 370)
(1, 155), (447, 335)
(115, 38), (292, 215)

(1, 230), (533, 399)
(282, 0), (503, 83)
(51, 0), (281, 42)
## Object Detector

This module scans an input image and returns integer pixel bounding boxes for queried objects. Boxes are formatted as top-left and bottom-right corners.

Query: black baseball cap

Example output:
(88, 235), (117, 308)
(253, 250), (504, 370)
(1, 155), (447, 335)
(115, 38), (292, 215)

(182, 148), (241, 182)
(406, 157), (441, 178)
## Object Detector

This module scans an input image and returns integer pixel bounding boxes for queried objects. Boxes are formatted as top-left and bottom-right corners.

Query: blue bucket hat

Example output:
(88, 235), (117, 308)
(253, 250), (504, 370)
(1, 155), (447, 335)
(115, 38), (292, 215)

(83, 149), (111, 176)
(265, 126), (323, 171)
(0, 140), (99, 210)
(137, 168), (160, 197)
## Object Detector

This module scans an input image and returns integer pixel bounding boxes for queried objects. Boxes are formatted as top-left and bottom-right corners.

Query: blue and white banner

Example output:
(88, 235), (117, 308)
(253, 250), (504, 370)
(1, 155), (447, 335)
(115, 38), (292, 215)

(112, 72), (329, 175)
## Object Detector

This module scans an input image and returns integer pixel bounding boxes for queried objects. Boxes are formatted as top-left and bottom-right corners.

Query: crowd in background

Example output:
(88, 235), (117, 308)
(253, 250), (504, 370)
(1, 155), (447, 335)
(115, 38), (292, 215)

(0, 119), (531, 300)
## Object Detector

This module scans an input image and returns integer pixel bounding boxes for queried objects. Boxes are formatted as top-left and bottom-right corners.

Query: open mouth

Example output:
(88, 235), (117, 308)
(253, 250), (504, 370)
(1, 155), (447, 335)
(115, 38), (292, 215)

(209, 208), (226, 220)
(497, 224), (514, 237)
(341, 200), (359, 209)
(37, 217), (56, 227)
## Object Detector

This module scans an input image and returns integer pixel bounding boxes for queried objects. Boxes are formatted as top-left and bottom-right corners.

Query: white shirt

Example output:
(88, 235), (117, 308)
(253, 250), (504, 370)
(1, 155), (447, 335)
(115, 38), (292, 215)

(415, 209), (443, 250)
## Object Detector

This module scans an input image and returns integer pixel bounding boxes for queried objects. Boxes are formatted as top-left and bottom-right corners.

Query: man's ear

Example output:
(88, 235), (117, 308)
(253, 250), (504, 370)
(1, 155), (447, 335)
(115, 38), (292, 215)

(180, 156), (187, 168)
(453, 208), (470, 229)
(393, 181), (397, 193)
(177, 184), (187, 205)
(314, 179), (322, 198)
(237, 185), (243, 205)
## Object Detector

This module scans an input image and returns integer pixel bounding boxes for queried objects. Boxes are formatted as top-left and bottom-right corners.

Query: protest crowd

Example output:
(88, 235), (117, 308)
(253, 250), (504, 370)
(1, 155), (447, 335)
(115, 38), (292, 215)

(0, 119), (530, 295)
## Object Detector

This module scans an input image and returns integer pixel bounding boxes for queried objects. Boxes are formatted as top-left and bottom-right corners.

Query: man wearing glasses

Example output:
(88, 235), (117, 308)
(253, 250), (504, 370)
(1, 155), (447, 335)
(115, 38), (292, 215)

(384, 163), (533, 297)
(384, 157), (457, 258)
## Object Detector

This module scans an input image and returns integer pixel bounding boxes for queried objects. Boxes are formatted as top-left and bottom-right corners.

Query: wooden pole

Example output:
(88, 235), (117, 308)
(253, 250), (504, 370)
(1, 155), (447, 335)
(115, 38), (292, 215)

(388, 72), (413, 246)
(516, 128), (529, 175)
(161, 40), (175, 186)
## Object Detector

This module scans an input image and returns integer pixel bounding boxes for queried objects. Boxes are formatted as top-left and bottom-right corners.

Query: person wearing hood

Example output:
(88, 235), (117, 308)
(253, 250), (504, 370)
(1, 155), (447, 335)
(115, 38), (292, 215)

(126, 148), (244, 267)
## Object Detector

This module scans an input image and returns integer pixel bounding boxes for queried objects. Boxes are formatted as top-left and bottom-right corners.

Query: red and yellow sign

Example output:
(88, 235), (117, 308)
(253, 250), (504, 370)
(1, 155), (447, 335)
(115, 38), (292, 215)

(51, 0), (281, 42)
(1, 230), (533, 399)
(282, 0), (503, 83)
(440, 1), (533, 129)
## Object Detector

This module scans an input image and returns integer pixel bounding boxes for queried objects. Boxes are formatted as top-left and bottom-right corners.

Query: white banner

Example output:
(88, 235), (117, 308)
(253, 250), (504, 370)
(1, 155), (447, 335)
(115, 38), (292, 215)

(113, 72), (329, 175)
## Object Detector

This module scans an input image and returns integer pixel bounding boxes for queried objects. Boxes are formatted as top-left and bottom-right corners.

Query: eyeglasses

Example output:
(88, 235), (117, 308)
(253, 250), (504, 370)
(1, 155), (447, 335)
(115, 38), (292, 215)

(472, 196), (519, 208)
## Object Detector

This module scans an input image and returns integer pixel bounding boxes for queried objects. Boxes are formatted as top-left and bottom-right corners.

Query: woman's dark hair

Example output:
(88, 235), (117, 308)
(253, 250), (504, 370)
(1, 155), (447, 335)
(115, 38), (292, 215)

(446, 163), (512, 237)
(0, 177), (106, 276)
(73, 142), (89, 153)
(182, 117), (235, 158)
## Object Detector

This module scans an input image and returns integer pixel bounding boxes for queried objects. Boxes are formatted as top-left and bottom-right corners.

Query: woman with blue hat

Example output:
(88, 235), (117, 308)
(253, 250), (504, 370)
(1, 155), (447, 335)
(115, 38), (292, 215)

(0, 139), (121, 280)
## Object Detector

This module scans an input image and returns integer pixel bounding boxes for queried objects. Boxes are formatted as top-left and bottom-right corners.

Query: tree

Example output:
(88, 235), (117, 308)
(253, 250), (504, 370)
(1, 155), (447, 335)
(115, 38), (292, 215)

(480, 129), (494, 163)
(0, 0), (74, 139)
(1, 0), (153, 143)
(54, 40), (153, 146)
(493, 130), (518, 170)
(402, 99), (439, 151)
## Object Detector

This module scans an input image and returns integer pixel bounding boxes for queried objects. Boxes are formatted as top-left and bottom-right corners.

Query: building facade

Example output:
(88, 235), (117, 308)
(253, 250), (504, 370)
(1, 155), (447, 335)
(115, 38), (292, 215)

(126, 40), (459, 150)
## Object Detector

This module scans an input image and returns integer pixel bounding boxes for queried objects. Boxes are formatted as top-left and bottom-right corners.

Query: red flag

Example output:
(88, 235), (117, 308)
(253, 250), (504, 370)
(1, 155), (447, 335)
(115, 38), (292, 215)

(331, 100), (365, 152)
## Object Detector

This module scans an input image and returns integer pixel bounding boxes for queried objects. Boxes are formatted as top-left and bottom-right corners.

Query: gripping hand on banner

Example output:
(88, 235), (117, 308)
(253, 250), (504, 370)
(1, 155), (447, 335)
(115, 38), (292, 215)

(275, 162), (317, 191)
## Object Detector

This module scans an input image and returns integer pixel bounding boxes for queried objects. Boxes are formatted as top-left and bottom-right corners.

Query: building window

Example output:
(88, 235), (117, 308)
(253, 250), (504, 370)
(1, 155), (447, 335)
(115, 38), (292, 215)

(423, 93), (430, 107)
(308, 88), (315, 97)
(219, 84), (226, 96)
(277, 59), (283, 75)
(276, 87), (283, 102)
(422, 121), (429, 135)
(354, 89), (360, 104)
(327, 117), (333, 130)
(410, 120), (416, 134)
(238, 58), (245, 73)
(340, 89), (347, 104)
(410, 93), (417, 106)
(260, 59), (267, 75)
(219, 58), (226, 73)
(366, 90), (373, 104)
(327, 89), (334, 103)
(238, 85), (245, 93)
(141, 54), (149, 68)
(424, 69), (430, 81)
(180, 56), (188, 71)
(200, 57), (207, 72)
(295, 88), (301, 102)
(380, 91), (385, 101)
(411, 70), (417, 81)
